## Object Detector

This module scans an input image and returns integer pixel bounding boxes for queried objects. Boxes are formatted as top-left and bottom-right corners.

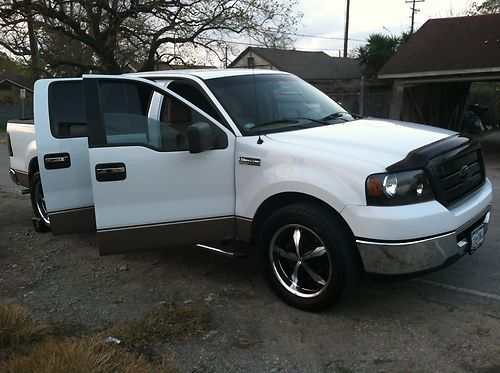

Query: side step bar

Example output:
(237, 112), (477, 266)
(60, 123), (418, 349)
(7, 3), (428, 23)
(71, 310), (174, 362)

(196, 243), (250, 258)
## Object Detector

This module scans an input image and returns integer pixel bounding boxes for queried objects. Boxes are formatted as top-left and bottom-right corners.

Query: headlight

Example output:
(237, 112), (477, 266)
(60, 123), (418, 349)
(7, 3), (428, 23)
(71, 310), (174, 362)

(366, 169), (434, 206)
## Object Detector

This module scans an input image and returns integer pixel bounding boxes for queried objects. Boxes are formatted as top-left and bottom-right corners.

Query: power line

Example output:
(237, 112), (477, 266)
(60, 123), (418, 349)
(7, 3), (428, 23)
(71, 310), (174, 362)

(197, 36), (363, 51)
(289, 32), (365, 42)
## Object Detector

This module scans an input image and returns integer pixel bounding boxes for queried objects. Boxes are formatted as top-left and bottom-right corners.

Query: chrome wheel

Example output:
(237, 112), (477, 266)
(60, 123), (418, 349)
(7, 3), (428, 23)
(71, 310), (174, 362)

(34, 179), (50, 226)
(270, 224), (332, 298)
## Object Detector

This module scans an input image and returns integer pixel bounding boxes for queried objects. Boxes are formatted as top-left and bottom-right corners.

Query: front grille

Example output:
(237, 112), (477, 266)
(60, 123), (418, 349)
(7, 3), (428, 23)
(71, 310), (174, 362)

(428, 145), (485, 207)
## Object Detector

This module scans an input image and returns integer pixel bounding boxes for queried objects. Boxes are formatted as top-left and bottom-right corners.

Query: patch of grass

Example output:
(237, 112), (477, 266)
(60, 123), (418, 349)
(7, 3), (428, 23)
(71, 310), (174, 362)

(0, 302), (206, 371)
(1, 337), (173, 373)
(0, 303), (53, 357)
(106, 305), (207, 345)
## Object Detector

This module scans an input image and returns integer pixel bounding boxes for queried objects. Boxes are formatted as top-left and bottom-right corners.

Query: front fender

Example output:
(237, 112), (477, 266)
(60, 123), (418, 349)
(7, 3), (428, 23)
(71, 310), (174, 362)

(235, 137), (378, 219)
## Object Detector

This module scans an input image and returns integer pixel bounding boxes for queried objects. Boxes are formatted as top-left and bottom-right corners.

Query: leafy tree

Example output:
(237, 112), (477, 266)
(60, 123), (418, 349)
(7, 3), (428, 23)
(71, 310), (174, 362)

(0, 51), (30, 76)
(468, 0), (500, 14)
(0, 0), (301, 77)
(356, 34), (405, 77)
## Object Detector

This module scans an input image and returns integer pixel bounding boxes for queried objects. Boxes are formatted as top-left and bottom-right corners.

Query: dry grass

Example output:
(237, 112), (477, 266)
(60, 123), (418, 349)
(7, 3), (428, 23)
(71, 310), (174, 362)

(0, 302), (53, 357)
(106, 304), (207, 345)
(1, 337), (173, 373)
(0, 302), (206, 372)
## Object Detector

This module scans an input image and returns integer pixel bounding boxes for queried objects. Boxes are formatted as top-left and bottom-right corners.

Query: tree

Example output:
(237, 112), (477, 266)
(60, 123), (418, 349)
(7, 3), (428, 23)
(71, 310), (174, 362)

(0, 0), (301, 77)
(356, 34), (405, 77)
(0, 51), (30, 76)
(468, 0), (500, 14)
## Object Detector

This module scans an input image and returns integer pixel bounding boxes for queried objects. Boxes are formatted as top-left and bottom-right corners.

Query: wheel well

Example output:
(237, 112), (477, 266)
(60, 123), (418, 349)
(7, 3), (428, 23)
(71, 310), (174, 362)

(28, 157), (39, 183)
(249, 192), (354, 245)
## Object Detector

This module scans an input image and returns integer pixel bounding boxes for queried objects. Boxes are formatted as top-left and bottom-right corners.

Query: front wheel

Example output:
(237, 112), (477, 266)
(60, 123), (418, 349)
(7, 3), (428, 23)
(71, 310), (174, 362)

(260, 203), (361, 311)
(30, 171), (51, 231)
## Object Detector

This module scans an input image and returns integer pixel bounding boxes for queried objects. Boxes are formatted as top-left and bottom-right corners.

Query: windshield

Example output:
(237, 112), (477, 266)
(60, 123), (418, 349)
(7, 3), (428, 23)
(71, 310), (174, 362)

(205, 73), (355, 135)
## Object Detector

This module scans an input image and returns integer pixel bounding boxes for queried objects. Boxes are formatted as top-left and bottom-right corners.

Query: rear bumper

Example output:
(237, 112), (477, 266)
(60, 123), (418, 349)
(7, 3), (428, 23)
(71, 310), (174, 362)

(356, 206), (491, 275)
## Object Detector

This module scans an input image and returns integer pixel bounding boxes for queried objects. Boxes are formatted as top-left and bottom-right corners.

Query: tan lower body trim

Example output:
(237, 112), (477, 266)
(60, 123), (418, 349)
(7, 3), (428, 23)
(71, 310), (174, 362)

(15, 170), (29, 188)
(235, 216), (252, 242)
(98, 216), (241, 255)
(49, 207), (96, 235)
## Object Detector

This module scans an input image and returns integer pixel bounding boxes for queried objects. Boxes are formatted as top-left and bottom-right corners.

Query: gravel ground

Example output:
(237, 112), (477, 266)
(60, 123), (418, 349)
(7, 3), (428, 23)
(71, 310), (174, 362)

(1, 132), (500, 372)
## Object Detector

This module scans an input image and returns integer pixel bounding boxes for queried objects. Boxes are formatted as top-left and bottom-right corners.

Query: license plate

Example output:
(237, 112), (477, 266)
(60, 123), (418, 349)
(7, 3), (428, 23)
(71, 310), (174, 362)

(470, 224), (485, 254)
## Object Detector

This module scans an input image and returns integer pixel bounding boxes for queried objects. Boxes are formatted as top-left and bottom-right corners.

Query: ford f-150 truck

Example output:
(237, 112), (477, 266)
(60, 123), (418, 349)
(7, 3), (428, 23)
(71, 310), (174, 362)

(7, 69), (492, 311)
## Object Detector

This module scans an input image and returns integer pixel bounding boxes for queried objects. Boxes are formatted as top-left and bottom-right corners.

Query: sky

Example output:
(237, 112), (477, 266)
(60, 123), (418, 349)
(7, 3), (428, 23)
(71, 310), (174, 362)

(293, 0), (475, 56)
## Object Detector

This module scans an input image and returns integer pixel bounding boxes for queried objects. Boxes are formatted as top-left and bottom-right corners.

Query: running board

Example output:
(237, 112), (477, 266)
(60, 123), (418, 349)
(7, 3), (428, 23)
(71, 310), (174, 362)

(21, 188), (30, 195)
(196, 244), (250, 258)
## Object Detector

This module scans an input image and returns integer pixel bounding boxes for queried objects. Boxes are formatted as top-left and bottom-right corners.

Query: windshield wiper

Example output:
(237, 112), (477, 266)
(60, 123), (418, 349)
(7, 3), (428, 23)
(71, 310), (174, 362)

(255, 118), (299, 128)
(255, 117), (328, 129)
(321, 112), (353, 122)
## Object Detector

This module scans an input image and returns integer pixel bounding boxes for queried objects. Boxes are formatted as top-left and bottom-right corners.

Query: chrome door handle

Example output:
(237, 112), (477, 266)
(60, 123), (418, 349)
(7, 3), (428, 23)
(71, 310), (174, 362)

(45, 155), (69, 163)
(96, 166), (126, 174)
(95, 162), (126, 182)
(44, 153), (71, 169)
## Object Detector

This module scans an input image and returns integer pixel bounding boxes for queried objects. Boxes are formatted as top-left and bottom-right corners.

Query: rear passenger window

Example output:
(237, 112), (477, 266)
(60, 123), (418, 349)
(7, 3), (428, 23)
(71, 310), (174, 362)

(48, 81), (87, 138)
(97, 81), (227, 152)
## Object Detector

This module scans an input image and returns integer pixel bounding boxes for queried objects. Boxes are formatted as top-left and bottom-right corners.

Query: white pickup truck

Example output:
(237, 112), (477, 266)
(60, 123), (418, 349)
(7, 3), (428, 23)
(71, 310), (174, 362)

(7, 69), (492, 311)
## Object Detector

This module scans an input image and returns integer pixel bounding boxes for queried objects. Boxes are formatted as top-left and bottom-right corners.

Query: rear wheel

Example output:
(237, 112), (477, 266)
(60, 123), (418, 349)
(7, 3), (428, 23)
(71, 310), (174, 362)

(30, 171), (50, 231)
(260, 203), (360, 311)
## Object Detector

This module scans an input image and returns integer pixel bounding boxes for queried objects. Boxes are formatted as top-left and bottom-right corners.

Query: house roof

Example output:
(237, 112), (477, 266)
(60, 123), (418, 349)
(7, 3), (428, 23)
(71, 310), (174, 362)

(230, 47), (362, 80)
(0, 71), (34, 90)
(379, 13), (500, 79)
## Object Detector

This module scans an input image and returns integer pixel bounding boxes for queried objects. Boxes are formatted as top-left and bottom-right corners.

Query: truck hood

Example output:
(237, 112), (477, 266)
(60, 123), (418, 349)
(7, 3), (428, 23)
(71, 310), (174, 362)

(266, 118), (455, 169)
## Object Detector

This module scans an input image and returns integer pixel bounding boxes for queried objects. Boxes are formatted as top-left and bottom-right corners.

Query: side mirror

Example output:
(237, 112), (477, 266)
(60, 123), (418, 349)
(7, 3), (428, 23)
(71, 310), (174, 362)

(188, 122), (215, 154)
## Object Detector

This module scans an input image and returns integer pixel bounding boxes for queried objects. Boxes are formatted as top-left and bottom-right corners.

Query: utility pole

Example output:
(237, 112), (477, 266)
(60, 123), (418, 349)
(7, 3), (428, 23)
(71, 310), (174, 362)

(405, 0), (425, 34)
(343, 0), (350, 58)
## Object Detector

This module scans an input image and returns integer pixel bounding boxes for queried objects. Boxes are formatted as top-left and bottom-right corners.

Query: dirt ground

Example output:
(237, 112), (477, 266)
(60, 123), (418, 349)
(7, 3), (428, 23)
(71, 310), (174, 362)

(1, 132), (500, 372)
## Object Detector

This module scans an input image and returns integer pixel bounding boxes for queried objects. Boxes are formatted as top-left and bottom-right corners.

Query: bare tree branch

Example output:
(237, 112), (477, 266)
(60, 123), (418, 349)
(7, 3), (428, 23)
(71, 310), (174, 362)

(0, 0), (301, 76)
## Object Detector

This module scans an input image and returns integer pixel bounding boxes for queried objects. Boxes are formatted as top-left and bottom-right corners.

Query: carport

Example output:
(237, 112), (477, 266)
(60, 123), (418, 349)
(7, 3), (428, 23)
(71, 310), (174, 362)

(378, 14), (500, 132)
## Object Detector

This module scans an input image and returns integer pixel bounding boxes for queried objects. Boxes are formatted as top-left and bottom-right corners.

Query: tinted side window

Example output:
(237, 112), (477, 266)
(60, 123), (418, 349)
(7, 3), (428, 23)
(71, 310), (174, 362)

(99, 82), (154, 145)
(98, 81), (227, 152)
(168, 81), (223, 123)
(49, 81), (87, 138)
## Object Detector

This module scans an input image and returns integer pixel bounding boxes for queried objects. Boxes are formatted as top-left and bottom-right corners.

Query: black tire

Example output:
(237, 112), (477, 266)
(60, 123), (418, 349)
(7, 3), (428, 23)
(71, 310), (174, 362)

(259, 202), (361, 311)
(30, 171), (51, 231)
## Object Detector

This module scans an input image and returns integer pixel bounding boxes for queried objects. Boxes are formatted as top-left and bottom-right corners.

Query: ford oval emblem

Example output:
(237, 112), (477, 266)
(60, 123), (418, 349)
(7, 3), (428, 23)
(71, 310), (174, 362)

(459, 165), (472, 180)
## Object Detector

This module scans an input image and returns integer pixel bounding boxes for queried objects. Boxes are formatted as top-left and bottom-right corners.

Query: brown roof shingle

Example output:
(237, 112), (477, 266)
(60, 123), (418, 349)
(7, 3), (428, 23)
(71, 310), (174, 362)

(378, 13), (500, 78)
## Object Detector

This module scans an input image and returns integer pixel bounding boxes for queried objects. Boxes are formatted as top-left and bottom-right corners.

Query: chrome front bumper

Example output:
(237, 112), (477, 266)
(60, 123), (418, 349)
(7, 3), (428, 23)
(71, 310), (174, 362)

(356, 207), (491, 275)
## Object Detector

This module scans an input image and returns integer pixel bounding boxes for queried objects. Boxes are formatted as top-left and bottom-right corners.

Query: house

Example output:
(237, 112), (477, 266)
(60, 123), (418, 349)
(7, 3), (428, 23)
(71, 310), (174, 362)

(229, 47), (381, 116)
(378, 13), (500, 131)
(230, 46), (362, 80)
(0, 71), (34, 128)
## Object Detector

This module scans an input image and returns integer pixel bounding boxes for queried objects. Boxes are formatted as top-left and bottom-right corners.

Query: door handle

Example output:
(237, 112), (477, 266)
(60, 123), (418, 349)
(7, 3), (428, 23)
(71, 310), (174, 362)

(95, 162), (126, 182)
(44, 153), (71, 169)
(96, 166), (125, 174)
